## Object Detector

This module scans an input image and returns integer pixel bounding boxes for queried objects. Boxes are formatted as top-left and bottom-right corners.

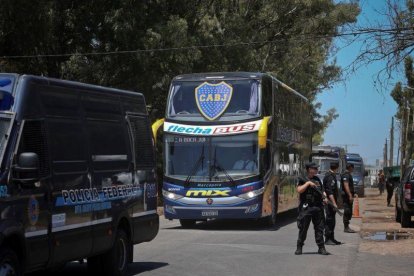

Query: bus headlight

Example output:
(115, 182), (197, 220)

(237, 187), (264, 200)
(162, 190), (183, 200)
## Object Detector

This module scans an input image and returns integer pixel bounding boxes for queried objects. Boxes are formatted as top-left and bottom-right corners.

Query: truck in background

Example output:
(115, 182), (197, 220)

(345, 153), (366, 197)
(311, 146), (346, 206)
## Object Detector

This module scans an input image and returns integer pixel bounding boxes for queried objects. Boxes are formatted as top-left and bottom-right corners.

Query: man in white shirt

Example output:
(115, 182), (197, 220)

(233, 151), (257, 171)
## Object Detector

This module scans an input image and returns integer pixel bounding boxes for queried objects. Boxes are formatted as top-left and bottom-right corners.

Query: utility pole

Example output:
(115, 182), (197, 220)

(390, 117), (394, 166)
(401, 102), (408, 173)
(384, 139), (388, 167)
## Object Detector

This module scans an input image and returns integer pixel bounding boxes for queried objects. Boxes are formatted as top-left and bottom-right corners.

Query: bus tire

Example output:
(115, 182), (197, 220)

(0, 247), (21, 276)
(265, 191), (278, 227)
(179, 219), (196, 228)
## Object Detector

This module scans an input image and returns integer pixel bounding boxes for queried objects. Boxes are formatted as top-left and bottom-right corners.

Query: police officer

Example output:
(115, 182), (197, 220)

(323, 162), (341, 245)
(341, 163), (357, 233)
(295, 162), (329, 255)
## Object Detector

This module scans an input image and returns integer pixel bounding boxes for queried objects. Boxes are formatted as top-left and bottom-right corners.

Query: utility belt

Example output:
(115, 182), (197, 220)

(301, 194), (322, 209)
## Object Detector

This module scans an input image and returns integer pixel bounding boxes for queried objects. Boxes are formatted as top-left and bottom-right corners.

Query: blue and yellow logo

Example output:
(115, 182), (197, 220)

(195, 82), (233, 120)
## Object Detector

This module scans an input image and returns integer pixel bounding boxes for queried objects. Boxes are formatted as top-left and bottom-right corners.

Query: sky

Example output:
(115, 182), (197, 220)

(317, 0), (404, 166)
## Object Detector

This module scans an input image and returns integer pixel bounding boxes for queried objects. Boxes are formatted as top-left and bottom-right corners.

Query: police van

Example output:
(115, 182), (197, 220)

(0, 74), (159, 275)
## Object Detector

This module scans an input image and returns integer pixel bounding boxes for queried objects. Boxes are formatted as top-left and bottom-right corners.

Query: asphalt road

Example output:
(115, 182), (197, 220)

(48, 191), (414, 276)
(131, 210), (362, 276)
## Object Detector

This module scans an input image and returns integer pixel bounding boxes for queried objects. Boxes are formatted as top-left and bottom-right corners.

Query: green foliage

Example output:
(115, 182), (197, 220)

(0, 0), (359, 133)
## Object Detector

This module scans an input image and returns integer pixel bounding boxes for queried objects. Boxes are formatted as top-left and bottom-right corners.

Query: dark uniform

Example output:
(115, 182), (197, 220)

(340, 171), (355, 230)
(323, 170), (338, 242)
(296, 176), (325, 249)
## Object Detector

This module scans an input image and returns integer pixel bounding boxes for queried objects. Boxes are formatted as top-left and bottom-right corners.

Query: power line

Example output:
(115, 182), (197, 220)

(0, 27), (412, 59)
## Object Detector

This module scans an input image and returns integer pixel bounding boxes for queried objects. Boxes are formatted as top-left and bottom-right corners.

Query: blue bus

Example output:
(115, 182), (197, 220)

(153, 72), (312, 228)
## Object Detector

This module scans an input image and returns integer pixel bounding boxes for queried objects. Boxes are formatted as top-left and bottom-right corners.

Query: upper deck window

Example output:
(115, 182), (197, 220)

(167, 79), (259, 121)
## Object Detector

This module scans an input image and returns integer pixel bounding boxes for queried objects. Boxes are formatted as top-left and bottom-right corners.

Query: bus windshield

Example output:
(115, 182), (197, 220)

(167, 79), (259, 120)
(164, 132), (259, 182)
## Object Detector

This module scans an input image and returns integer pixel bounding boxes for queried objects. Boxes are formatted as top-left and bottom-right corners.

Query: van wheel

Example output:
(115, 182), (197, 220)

(102, 229), (130, 276)
(395, 206), (401, 222)
(0, 247), (20, 276)
(401, 208), (411, 228)
(179, 219), (196, 228)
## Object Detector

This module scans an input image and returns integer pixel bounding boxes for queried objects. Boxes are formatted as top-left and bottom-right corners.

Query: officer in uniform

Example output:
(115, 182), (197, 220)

(295, 162), (329, 255)
(323, 162), (341, 245)
(341, 163), (357, 233)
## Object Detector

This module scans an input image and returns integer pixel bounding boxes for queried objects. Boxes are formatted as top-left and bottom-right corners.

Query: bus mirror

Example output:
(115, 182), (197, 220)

(152, 118), (165, 142)
(364, 170), (368, 177)
(258, 116), (271, 149)
(13, 152), (40, 185)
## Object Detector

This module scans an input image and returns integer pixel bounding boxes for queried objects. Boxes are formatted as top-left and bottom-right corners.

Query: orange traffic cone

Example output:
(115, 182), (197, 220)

(352, 196), (361, 218)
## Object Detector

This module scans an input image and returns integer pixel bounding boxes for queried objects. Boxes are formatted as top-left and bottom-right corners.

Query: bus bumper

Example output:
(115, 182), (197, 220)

(163, 197), (263, 220)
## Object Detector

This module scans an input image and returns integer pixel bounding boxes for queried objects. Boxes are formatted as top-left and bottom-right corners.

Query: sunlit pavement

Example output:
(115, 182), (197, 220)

(38, 189), (414, 276)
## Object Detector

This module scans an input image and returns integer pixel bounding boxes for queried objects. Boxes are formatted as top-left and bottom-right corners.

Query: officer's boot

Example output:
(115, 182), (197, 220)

(325, 235), (336, 245)
(332, 234), (342, 245)
(294, 243), (303, 255)
(344, 224), (356, 233)
(318, 246), (330, 255)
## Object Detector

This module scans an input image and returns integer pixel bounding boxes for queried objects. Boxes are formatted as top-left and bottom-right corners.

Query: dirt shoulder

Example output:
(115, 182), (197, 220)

(358, 188), (414, 256)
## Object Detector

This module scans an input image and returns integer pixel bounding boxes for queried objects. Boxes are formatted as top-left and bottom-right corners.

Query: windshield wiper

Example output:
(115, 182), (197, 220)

(211, 147), (235, 185)
(184, 144), (205, 186)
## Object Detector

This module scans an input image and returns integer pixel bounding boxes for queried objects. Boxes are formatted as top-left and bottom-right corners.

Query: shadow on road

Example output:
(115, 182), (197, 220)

(28, 261), (169, 276)
(164, 209), (298, 231)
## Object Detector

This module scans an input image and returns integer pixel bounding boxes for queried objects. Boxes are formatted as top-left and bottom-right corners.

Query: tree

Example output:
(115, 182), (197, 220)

(352, 0), (414, 82)
(0, 0), (360, 138)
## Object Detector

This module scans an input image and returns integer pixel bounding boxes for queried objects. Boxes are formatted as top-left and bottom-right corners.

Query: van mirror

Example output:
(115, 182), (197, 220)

(13, 152), (40, 185)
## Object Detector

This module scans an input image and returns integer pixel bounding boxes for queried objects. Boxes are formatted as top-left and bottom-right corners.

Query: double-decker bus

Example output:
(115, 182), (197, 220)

(153, 72), (312, 228)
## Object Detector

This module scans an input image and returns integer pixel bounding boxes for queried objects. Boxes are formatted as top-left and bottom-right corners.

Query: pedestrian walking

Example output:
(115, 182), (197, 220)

(295, 162), (330, 255)
(341, 163), (357, 233)
(386, 178), (395, 207)
(378, 169), (385, 195)
(323, 162), (342, 245)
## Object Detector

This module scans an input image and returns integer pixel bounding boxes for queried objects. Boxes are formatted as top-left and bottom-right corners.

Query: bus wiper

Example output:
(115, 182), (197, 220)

(211, 147), (235, 186)
(184, 144), (205, 186)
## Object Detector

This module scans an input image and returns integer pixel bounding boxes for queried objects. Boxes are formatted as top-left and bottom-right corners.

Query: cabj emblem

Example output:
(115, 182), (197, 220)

(195, 82), (233, 120)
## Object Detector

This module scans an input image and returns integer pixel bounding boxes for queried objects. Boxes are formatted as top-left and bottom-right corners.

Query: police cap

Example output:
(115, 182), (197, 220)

(330, 162), (339, 169)
(346, 163), (354, 169)
(305, 162), (319, 170)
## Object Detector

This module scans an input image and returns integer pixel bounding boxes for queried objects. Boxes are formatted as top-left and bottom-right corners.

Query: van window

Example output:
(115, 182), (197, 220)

(48, 119), (87, 174)
(87, 120), (129, 168)
(17, 120), (50, 178)
(127, 115), (155, 169)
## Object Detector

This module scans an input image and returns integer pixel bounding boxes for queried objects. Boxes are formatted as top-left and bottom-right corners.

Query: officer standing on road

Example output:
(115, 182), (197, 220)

(295, 162), (329, 255)
(323, 162), (342, 245)
(341, 163), (357, 233)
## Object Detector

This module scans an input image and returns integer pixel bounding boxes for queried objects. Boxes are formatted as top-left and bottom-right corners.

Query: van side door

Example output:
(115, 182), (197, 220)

(47, 118), (92, 264)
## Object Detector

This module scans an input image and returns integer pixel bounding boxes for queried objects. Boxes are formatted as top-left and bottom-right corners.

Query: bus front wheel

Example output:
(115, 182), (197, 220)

(180, 219), (196, 228)
(265, 191), (278, 227)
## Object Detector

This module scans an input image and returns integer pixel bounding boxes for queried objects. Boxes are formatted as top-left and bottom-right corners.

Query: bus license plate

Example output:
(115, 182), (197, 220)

(201, 210), (218, 217)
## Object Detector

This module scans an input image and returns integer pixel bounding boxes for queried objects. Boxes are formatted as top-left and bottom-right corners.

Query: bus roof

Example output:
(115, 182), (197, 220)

(172, 72), (266, 81)
(172, 72), (308, 101)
